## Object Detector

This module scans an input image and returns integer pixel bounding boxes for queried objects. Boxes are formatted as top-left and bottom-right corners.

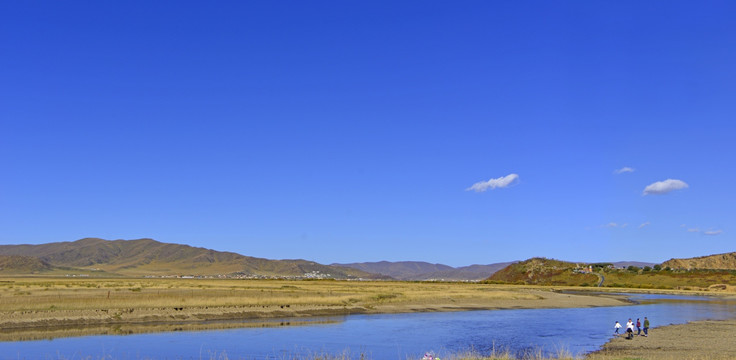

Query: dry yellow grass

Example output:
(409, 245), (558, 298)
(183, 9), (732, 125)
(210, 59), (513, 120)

(0, 277), (628, 341)
(0, 278), (542, 312)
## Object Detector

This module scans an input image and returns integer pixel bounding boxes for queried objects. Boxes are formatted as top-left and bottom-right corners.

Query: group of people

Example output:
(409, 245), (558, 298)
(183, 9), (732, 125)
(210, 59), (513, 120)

(614, 317), (649, 339)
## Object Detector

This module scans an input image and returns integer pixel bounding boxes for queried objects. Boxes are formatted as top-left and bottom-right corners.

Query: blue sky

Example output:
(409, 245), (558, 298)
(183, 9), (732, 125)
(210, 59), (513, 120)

(1, 1), (734, 266)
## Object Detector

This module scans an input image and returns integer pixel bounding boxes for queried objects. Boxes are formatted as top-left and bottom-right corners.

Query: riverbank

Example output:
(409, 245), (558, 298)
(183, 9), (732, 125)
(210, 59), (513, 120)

(0, 277), (629, 339)
(586, 318), (736, 360)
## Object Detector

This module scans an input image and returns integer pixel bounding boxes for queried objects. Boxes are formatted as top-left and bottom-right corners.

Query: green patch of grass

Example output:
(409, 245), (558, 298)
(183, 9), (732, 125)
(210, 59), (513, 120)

(371, 293), (400, 301)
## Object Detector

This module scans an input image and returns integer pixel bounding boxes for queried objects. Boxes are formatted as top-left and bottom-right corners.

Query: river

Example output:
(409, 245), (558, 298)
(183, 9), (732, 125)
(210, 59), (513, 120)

(2, 293), (735, 359)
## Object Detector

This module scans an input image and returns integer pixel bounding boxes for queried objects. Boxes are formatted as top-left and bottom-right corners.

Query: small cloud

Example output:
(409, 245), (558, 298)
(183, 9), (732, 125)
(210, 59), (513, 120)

(643, 179), (689, 195)
(638, 222), (650, 229)
(466, 173), (519, 192)
(687, 228), (700, 233)
(603, 222), (627, 228)
(614, 167), (635, 174)
(704, 230), (723, 236)
(680, 224), (687, 228)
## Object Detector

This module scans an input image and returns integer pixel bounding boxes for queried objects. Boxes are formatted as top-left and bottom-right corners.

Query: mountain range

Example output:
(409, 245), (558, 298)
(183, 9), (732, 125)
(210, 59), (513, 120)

(0, 238), (731, 279)
(0, 238), (384, 279)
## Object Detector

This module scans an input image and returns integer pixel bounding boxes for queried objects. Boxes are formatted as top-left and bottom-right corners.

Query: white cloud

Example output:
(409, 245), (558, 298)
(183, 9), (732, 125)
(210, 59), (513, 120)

(687, 228), (700, 233)
(603, 222), (627, 228)
(643, 179), (689, 195)
(638, 222), (650, 229)
(704, 230), (723, 236)
(614, 167), (635, 174)
(466, 173), (519, 192)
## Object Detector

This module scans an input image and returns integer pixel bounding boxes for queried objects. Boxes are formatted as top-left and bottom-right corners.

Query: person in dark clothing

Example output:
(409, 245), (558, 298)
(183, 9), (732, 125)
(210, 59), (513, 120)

(636, 318), (641, 335)
(643, 317), (650, 336)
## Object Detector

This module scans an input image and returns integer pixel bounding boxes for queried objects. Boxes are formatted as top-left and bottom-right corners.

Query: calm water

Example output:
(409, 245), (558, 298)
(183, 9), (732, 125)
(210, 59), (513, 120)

(2, 294), (735, 360)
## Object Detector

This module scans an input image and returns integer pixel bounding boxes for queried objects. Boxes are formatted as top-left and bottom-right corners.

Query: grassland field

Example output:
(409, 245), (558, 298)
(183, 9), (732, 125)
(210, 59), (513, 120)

(0, 277), (636, 334)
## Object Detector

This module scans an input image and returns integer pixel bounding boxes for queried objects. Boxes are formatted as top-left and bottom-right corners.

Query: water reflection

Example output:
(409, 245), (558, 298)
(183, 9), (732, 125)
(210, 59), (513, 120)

(0, 317), (343, 342)
(1, 293), (734, 360)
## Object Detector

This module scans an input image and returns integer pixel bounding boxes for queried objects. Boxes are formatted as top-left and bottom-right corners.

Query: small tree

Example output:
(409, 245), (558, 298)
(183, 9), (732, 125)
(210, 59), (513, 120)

(627, 265), (639, 272)
(643, 266), (652, 272)
(653, 264), (662, 271)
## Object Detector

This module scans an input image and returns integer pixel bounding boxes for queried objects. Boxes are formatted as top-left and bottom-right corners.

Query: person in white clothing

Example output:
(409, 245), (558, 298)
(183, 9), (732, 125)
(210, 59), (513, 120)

(626, 319), (635, 339)
(614, 321), (622, 335)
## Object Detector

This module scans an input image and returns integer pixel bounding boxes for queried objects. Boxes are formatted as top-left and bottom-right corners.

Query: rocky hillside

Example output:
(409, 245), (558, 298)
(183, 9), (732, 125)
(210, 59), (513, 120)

(486, 257), (598, 286)
(662, 252), (736, 270)
(0, 238), (385, 279)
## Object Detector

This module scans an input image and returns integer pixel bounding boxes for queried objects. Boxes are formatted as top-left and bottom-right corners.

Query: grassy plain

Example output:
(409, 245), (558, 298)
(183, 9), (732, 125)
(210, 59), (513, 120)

(0, 277), (627, 336)
(0, 277), (544, 311)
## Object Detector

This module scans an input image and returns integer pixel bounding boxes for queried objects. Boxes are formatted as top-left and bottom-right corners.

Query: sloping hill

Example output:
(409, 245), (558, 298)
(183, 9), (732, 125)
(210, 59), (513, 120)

(486, 257), (598, 286)
(662, 252), (736, 270)
(0, 255), (54, 273)
(333, 261), (515, 281)
(0, 238), (384, 279)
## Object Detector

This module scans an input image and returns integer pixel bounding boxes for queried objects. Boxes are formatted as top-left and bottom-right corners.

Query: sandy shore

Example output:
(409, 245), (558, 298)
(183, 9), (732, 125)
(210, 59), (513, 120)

(0, 289), (627, 341)
(586, 318), (736, 360)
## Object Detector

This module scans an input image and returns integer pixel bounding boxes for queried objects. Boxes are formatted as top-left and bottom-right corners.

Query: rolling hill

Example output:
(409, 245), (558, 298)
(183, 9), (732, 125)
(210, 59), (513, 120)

(486, 257), (598, 286)
(0, 238), (385, 279)
(661, 252), (736, 270)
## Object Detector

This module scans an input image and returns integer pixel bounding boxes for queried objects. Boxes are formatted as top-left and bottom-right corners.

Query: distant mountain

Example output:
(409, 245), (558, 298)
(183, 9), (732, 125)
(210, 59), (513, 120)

(333, 261), (451, 280)
(333, 261), (515, 281)
(611, 261), (656, 269)
(486, 257), (598, 286)
(0, 238), (385, 279)
(0, 238), (669, 280)
(661, 252), (736, 270)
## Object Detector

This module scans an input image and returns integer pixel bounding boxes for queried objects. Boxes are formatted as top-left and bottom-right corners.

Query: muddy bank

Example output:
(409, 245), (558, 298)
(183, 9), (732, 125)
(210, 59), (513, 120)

(586, 318), (736, 360)
(0, 317), (343, 342)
